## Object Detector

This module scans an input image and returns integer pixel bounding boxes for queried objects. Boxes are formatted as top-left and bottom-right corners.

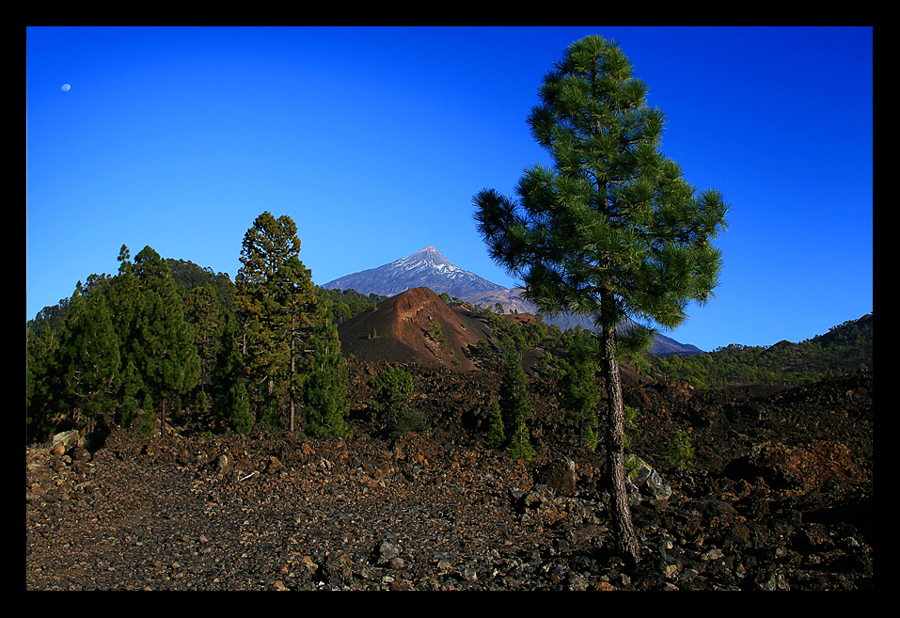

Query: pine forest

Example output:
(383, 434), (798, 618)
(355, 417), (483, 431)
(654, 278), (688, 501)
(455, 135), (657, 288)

(25, 212), (374, 443)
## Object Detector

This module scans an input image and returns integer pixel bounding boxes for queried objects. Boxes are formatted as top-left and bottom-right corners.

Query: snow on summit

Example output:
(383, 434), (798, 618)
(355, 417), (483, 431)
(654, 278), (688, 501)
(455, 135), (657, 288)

(322, 247), (506, 299)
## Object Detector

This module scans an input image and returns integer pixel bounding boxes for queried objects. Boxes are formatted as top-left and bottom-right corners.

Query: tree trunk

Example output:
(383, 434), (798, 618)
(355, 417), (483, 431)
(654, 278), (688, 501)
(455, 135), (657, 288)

(160, 396), (167, 437)
(289, 313), (296, 432)
(599, 297), (640, 568)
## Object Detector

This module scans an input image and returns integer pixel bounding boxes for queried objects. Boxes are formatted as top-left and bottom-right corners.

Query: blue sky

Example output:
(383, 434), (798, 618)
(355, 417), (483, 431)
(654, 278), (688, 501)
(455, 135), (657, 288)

(26, 26), (872, 352)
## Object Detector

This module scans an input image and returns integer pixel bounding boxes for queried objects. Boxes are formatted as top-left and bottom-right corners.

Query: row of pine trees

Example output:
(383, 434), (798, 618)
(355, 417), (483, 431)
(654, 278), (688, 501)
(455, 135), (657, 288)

(26, 212), (350, 442)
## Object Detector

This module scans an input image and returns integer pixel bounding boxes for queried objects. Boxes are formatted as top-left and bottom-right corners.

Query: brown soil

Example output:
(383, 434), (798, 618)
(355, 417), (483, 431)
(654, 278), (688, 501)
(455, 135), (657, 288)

(26, 358), (873, 590)
(337, 287), (493, 372)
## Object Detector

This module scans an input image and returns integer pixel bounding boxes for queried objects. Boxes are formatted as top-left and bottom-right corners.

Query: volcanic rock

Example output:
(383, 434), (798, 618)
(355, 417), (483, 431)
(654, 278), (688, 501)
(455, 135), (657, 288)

(26, 364), (873, 591)
(337, 287), (493, 371)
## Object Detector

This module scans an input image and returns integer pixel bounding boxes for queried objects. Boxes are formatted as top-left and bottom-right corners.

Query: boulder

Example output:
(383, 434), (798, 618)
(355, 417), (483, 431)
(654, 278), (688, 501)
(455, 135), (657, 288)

(372, 539), (402, 567)
(627, 456), (672, 502)
(535, 458), (577, 496)
(725, 440), (865, 491)
(323, 550), (353, 585)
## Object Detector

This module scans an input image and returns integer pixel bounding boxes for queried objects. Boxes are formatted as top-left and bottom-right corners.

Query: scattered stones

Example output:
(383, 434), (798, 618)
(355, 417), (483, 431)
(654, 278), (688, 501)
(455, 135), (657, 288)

(26, 364), (873, 591)
(627, 456), (672, 502)
(535, 459), (577, 496)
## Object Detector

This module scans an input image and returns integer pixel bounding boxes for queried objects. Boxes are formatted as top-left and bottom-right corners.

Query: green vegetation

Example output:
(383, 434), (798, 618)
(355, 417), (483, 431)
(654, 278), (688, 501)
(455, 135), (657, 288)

(650, 315), (873, 389)
(427, 321), (448, 362)
(318, 288), (386, 325)
(26, 211), (355, 442)
(368, 366), (426, 438)
(555, 331), (602, 451)
(499, 352), (535, 461)
(469, 305), (548, 370)
(300, 306), (351, 439)
(484, 401), (506, 449)
(666, 429), (696, 471)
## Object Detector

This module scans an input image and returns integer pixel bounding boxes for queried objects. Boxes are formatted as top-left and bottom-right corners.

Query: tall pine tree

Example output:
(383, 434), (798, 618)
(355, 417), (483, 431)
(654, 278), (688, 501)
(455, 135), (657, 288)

(129, 246), (200, 436)
(26, 313), (62, 441)
(474, 36), (729, 566)
(558, 331), (603, 451)
(56, 280), (121, 433)
(211, 309), (251, 433)
(499, 351), (534, 461)
(108, 245), (145, 428)
(235, 212), (343, 432)
(183, 283), (222, 415)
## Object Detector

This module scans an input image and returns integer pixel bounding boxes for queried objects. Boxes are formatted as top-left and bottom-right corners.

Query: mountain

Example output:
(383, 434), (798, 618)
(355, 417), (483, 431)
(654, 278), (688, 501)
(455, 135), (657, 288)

(463, 288), (536, 316)
(647, 333), (704, 357)
(324, 246), (703, 357)
(322, 247), (507, 300)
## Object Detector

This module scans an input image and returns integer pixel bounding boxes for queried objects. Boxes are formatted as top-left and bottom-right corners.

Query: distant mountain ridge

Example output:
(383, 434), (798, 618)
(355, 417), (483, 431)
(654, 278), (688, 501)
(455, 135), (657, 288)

(323, 246), (704, 356)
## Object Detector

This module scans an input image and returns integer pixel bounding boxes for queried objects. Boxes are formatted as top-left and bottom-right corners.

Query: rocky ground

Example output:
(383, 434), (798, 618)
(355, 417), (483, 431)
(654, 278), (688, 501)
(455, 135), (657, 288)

(26, 361), (873, 591)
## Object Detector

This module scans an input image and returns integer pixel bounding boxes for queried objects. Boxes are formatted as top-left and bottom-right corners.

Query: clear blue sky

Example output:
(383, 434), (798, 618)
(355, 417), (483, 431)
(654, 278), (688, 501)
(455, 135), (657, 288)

(26, 26), (872, 352)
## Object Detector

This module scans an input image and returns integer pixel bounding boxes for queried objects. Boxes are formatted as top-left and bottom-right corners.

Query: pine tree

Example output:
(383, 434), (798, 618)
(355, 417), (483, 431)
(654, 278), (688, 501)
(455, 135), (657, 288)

(558, 332), (603, 451)
(369, 366), (416, 437)
(130, 246), (200, 436)
(484, 401), (506, 449)
(26, 317), (61, 441)
(183, 284), (222, 406)
(56, 280), (121, 433)
(499, 352), (534, 461)
(108, 245), (145, 428)
(474, 36), (729, 565)
(228, 379), (254, 435)
(300, 304), (351, 439)
(211, 309), (245, 432)
(235, 212), (325, 431)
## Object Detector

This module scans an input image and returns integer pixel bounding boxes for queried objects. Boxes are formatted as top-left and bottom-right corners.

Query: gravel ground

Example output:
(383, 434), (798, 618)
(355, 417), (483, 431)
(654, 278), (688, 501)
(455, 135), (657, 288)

(26, 365), (874, 591)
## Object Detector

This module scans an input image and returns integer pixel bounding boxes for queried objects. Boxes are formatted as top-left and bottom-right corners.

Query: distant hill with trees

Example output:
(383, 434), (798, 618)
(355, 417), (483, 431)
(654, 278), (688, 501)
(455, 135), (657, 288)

(648, 313), (872, 390)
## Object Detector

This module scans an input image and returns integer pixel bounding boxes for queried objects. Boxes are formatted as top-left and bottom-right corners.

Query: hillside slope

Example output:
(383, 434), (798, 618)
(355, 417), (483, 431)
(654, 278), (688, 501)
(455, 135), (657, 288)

(337, 287), (493, 371)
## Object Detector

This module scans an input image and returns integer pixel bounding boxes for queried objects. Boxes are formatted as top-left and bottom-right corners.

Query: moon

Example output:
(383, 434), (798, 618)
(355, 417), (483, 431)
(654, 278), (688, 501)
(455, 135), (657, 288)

(61, 84), (71, 92)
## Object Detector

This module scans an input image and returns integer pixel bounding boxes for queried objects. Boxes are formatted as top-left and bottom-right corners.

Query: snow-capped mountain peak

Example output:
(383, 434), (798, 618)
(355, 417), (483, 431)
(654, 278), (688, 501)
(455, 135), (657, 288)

(321, 247), (506, 299)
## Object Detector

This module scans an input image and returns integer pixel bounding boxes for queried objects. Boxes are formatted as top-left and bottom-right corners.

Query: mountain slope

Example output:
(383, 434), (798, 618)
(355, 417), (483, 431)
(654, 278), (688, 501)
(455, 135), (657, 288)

(322, 247), (506, 300)
(337, 287), (492, 371)
(652, 313), (873, 390)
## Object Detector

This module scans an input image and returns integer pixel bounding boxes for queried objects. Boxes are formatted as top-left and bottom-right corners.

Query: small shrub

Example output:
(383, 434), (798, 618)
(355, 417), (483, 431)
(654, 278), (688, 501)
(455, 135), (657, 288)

(625, 454), (642, 479)
(666, 429), (696, 470)
(581, 424), (600, 452)
(369, 366), (425, 437)
(484, 401), (505, 448)
(507, 423), (535, 462)
(622, 404), (638, 451)
(369, 366), (414, 417)
(387, 407), (427, 438)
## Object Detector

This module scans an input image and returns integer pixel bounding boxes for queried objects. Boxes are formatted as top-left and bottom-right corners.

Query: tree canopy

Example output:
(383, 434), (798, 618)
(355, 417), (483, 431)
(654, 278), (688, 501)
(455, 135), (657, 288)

(26, 212), (352, 441)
